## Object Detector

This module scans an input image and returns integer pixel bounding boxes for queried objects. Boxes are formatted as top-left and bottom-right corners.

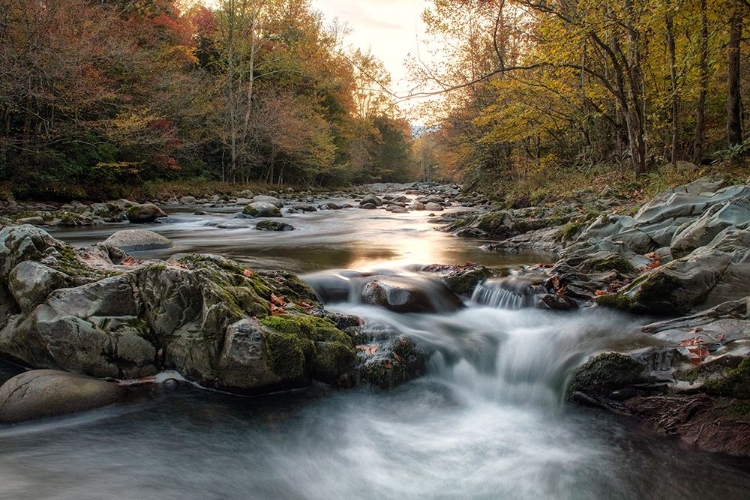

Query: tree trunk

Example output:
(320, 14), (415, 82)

(693, 0), (709, 164)
(666, 1), (679, 163)
(727, 0), (743, 146)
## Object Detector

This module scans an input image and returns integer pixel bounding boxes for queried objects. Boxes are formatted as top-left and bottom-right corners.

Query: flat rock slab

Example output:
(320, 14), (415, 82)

(0, 369), (130, 424)
(103, 229), (173, 252)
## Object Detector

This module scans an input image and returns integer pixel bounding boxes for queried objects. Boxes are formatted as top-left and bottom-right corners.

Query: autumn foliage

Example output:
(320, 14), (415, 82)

(0, 0), (415, 200)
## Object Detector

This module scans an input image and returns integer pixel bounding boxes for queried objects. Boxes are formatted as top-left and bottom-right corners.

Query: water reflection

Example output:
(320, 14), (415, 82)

(49, 203), (555, 273)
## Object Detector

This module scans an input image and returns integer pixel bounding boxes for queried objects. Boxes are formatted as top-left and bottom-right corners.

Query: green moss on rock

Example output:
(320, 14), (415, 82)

(568, 352), (645, 398)
(589, 254), (636, 274)
(704, 358), (750, 398)
(261, 314), (350, 345)
(312, 341), (357, 382)
(264, 331), (314, 380)
(442, 266), (493, 296)
(595, 293), (635, 311)
(631, 271), (685, 315)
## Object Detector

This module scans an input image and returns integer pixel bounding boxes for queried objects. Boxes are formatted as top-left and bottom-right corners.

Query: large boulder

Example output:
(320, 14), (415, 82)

(126, 203), (167, 223)
(0, 231), (359, 394)
(600, 226), (750, 315)
(255, 220), (294, 231)
(103, 229), (173, 252)
(0, 369), (131, 424)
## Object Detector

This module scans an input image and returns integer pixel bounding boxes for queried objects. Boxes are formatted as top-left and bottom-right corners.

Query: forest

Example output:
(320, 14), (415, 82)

(0, 0), (415, 200)
(414, 0), (750, 197)
(1, 0), (750, 201)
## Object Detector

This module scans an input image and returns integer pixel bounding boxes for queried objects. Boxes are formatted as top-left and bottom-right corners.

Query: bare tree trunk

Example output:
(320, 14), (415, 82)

(666, 0), (679, 163)
(727, 0), (743, 146)
(693, 0), (709, 164)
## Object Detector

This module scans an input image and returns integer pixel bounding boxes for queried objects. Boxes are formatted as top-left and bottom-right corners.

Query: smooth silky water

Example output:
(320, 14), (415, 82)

(2, 196), (749, 499)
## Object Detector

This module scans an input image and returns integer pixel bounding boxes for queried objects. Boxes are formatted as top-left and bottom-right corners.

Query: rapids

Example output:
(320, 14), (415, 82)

(1, 195), (749, 499)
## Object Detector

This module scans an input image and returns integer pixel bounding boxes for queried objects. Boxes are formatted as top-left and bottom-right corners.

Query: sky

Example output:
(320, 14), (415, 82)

(197, 0), (435, 119)
(310, 0), (428, 97)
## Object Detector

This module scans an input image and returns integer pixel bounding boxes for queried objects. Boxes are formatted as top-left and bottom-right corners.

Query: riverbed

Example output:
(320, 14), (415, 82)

(1, 195), (749, 499)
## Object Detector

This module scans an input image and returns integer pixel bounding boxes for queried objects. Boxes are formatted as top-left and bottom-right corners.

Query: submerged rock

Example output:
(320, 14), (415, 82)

(255, 220), (294, 231)
(0, 370), (130, 424)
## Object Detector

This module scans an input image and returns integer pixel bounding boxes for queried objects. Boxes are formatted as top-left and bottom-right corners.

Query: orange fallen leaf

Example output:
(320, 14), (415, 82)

(270, 303), (286, 315)
(679, 337), (704, 346)
(595, 290), (610, 296)
(243, 269), (254, 277)
(296, 301), (314, 311)
(271, 293), (286, 307)
(357, 344), (379, 355)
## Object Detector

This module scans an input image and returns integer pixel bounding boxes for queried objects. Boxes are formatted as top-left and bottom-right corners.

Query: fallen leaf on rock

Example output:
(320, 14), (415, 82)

(242, 269), (254, 277)
(595, 290), (610, 296)
(271, 293), (286, 307)
(679, 337), (704, 346)
(717, 333), (726, 342)
(687, 346), (710, 366)
(296, 301), (314, 312)
(357, 344), (379, 355)
(270, 303), (286, 315)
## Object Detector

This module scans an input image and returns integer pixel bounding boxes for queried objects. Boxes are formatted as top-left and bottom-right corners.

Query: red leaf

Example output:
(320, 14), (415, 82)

(270, 303), (286, 315)
(271, 293), (286, 307)
(357, 344), (379, 355)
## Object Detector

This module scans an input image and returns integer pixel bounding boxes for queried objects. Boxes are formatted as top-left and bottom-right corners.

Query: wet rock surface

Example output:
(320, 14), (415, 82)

(0, 369), (131, 424)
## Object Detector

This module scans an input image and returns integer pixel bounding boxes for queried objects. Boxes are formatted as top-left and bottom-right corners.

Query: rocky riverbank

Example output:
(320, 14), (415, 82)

(2, 177), (749, 457)
(446, 175), (750, 456)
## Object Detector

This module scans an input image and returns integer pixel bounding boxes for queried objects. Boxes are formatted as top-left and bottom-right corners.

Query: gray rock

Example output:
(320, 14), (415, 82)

(243, 202), (282, 218)
(361, 278), (462, 313)
(670, 196), (750, 258)
(16, 216), (45, 226)
(217, 319), (283, 390)
(424, 202), (444, 212)
(619, 226), (750, 315)
(179, 196), (196, 205)
(8, 261), (68, 313)
(252, 195), (284, 208)
(0, 369), (130, 424)
(126, 203), (167, 223)
(103, 229), (173, 252)
(255, 220), (294, 231)
(359, 195), (383, 207)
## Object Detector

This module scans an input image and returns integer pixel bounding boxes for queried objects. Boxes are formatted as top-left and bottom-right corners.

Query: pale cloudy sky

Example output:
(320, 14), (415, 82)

(310, 0), (428, 94)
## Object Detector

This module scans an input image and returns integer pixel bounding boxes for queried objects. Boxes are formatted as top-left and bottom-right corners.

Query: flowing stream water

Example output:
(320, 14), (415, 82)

(1, 196), (749, 499)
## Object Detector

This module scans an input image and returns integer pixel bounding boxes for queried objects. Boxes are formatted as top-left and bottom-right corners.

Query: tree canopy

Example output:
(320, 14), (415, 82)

(410, 0), (750, 185)
(0, 0), (416, 199)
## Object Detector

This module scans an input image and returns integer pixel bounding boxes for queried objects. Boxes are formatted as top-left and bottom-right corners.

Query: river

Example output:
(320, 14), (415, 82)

(1, 195), (749, 499)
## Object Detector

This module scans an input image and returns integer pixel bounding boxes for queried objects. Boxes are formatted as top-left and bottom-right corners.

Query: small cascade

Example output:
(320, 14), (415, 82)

(471, 276), (544, 309)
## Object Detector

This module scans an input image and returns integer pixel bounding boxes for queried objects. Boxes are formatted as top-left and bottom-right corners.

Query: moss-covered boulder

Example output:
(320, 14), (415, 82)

(125, 203), (167, 223)
(242, 202), (281, 218)
(0, 227), (361, 394)
(568, 352), (647, 398)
